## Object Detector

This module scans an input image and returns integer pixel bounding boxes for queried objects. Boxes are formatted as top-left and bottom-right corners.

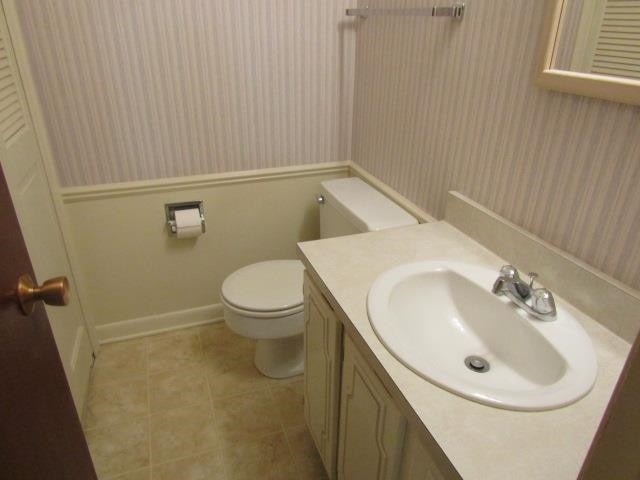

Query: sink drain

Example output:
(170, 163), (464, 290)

(465, 355), (490, 373)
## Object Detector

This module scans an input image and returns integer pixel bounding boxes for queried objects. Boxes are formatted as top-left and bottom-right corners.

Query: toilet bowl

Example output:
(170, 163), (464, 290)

(220, 177), (418, 379)
(221, 260), (305, 378)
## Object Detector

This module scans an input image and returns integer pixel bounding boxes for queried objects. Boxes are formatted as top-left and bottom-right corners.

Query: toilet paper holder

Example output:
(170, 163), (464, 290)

(165, 201), (206, 236)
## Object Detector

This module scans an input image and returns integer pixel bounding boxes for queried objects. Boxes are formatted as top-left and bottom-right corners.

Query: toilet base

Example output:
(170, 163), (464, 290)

(254, 334), (304, 379)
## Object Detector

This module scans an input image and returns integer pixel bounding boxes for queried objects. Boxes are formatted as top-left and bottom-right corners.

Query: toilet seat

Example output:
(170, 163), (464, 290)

(221, 300), (303, 319)
(220, 260), (304, 314)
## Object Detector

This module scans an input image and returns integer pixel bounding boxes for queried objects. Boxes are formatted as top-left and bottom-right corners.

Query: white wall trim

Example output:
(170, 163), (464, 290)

(348, 162), (436, 223)
(69, 326), (85, 372)
(97, 304), (225, 344)
(58, 162), (433, 226)
(62, 161), (434, 344)
(62, 162), (350, 203)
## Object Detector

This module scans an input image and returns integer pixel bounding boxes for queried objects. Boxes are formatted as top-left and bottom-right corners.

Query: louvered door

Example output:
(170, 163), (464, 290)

(0, 23), (26, 143)
(0, 1), (94, 412)
(590, 0), (640, 79)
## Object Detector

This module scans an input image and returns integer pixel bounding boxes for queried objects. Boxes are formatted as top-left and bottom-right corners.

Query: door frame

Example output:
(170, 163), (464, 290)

(579, 328), (640, 479)
(1, 0), (99, 353)
(0, 166), (98, 480)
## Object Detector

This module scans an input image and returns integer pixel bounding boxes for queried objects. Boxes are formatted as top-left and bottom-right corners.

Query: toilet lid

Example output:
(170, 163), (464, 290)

(221, 260), (304, 312)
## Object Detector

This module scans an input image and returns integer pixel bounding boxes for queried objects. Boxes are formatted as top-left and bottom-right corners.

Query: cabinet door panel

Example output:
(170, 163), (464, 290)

(304, 273), (342, 478)
(338, 336), (406, 480)
(399, 425), (459, 480)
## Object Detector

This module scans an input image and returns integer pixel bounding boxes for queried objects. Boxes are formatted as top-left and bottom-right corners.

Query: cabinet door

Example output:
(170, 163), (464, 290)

(338, 335), (406, 480)
(399, 425), (459, 480)
(304, 273), (343, 478)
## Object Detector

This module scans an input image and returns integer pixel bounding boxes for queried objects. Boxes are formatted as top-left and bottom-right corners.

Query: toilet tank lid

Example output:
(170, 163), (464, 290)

(221, 260), (304, 312)
(320, 177), (418, 232)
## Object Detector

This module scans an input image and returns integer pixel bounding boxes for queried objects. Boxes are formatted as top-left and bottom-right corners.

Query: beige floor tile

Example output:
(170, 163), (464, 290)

(104, 467), (150, 480)
(149, 366), (208, 413)
(212, 389), (282, 445)
(148, 328), (202, 374)
(286, 425), (328, 480)
(92, 339), (148, 385)
(270, 378), (305, 429)
(223, 431), (297, 480)
(199, 323), (253, 351)
(206, 361), (272, 399)
(200, 345), (253, 378)
(199, 324), (255, 376)
(152, 450), (226, 480)
(150, 403), (220, 463)
(85, 417), (149, 478)
(266, 372), (305, 387)
(84, 377), (148, 429)
(86, 325), (320, 480)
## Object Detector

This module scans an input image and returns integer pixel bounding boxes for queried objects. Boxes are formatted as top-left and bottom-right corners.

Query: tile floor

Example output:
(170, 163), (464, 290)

(83, 323), (327, 480)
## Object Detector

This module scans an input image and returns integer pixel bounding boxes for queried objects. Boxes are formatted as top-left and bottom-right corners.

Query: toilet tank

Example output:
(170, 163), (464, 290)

(319, 177), (418, 239)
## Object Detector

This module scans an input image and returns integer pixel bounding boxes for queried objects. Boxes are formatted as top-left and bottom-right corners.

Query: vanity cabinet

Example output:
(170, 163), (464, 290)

(398, 426), (452, 480)
(338, 335), (406, 480)
(304, 273), (459, 480)
(303, 273), (343, 477)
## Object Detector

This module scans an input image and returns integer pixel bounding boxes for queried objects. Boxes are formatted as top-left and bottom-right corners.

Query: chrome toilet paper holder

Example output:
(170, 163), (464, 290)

(165, 201), (206, 235)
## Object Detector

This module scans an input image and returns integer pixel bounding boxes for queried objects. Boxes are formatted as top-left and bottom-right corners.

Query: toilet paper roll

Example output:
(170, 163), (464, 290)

(174, 208), (203, 239)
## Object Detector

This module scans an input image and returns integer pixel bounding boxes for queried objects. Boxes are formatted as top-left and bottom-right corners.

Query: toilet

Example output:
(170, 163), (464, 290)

(220, 177), (418, 378)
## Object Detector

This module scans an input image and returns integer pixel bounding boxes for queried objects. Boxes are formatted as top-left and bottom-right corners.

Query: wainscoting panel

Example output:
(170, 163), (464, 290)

(61, 164), (348, 329)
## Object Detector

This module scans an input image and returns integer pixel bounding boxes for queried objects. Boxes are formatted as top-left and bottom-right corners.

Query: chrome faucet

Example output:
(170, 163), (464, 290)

(491, 265), (556, 321)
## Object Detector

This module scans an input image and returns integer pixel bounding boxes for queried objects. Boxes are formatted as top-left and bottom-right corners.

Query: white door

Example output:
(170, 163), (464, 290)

(0, 2), (94, 412)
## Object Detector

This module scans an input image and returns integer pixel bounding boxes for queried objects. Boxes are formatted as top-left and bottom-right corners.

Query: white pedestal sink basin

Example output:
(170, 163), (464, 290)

(367, 261), (597, 411)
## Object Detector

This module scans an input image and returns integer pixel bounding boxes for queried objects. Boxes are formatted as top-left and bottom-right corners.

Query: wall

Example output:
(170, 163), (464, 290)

(555, 0), (585, 69)
(63, 165), (348, 341)
(16, 0), (355, 186)
(352, 0), (640, 290)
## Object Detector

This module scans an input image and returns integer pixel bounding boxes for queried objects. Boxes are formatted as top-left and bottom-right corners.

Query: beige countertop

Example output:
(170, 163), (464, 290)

(297, 221), (630, 480)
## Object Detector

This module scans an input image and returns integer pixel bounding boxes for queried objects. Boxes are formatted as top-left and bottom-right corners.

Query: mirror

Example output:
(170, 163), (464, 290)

(537, 0), (640, 106)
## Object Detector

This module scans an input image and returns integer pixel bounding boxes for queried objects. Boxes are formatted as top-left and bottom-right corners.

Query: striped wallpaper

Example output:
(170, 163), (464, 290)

(14, 1), (640, 290)
(351, 0), (640, 290)
(555, 0), (583, 69)
(16, 1), (355, 186)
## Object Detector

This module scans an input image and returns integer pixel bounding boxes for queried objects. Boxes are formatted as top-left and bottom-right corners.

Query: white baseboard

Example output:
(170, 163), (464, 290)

(97, 304), (225, 344)
(69, 325), (93, 414)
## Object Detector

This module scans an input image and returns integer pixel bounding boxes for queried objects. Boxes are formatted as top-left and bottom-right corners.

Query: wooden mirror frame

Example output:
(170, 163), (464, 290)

(537, 0), (640, 107)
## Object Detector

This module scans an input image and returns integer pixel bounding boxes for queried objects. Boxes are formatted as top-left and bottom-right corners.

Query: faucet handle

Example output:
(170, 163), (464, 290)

(528, 272), (538, 288)
(531, 288), (556, 318)
(498, 265), (520, 281)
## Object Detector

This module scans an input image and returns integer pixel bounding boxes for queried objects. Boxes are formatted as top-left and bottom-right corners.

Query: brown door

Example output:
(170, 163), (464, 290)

(0, 167), (96, 478)
(579, 329), (640, 479)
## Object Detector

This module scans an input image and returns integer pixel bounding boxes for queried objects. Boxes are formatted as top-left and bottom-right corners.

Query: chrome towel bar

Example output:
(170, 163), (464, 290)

(346, 3), (465, 20)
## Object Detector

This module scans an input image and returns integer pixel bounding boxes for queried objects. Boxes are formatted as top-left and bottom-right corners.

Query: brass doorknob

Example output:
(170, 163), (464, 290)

(15, 274), (69, 315)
